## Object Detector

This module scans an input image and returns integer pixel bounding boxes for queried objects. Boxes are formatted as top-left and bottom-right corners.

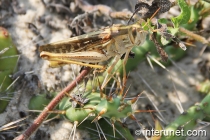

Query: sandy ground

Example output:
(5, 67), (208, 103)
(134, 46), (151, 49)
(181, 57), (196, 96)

(0, 0), (210, 140)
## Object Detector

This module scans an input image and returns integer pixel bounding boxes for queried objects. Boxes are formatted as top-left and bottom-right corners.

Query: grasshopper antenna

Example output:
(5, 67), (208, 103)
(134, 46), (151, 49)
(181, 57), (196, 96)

(127, 6), (141, 25)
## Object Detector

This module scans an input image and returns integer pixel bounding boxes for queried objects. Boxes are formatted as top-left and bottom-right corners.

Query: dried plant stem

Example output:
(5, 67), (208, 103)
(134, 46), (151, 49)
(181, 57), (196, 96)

(76, 0), (134, 20)
(14, 67), (91, 140)
(179, 27), (210, 46)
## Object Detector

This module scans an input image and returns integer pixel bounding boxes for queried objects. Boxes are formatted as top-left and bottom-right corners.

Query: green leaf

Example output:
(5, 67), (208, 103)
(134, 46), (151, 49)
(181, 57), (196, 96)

(171, 0), (191, 27)
(158, 18), (169, 24)
(161, 27), (179, 46)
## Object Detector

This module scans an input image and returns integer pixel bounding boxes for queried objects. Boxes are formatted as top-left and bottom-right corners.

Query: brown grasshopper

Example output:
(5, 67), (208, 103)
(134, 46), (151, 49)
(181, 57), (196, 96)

(39, 19), (148, 88)
(40, 20), (148, 68)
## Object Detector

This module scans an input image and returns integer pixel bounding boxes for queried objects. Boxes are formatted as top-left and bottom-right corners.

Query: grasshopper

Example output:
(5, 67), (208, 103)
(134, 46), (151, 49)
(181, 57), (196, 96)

(39, 19), (148, 88)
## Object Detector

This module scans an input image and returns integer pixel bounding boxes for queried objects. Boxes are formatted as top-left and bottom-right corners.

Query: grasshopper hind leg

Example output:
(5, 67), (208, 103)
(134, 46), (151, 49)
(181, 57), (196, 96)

(121, 49), (132, 87)
(101, 55), (121, 89)
(48, 59), (106, 70)
(101, 48), (132, 90)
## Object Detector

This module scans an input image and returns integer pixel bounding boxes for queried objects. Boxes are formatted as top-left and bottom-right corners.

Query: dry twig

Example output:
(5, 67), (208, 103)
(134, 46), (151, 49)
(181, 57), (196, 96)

(14, 67), (91, 140)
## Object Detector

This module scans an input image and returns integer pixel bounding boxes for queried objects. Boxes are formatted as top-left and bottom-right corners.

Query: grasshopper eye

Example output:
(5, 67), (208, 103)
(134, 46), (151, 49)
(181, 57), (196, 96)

(131, 28), (137, 39)
(128, 27), (138, 44)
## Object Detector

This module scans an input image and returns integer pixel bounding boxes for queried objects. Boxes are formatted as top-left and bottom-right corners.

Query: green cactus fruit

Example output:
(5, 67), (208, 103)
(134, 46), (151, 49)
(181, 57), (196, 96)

(58, 90), (136, 139)
(85, 75), (105, 91)
(0, 27), (18, 113)
(28, 93), (57, 118)
(28, 94), (52, 111)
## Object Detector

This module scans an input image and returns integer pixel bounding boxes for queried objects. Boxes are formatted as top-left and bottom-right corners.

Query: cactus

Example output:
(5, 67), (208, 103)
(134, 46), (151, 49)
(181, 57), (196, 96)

(160, 93), (210, 140)
(29, 74), (142, 139)
(158, 1), (210, 139)
(58, 90), (135, 139)
(0, 27), (18, 113)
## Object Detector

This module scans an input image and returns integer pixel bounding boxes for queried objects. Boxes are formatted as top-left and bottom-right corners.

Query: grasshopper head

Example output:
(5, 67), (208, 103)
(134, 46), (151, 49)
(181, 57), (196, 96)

(128, 26), (148, 46)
